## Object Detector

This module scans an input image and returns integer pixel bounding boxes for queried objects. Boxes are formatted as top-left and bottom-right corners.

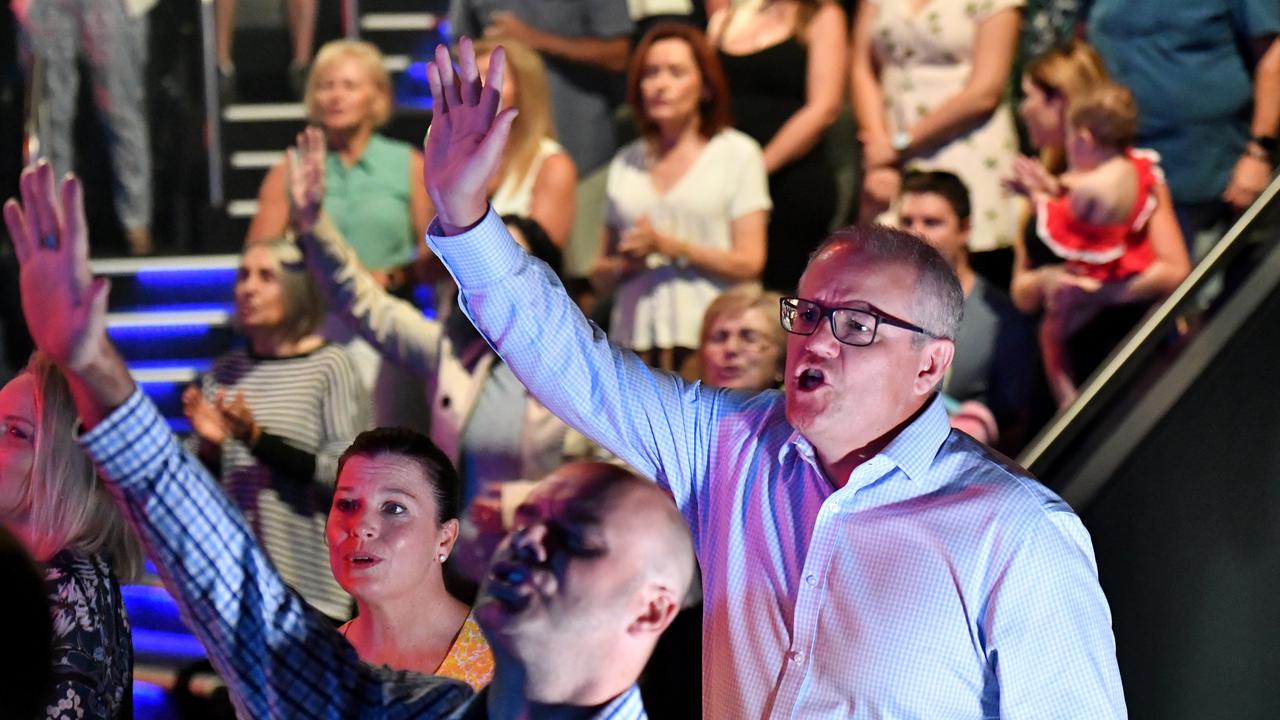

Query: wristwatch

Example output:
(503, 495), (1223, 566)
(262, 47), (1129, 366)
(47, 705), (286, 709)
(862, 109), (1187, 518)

(1246, 135), (1277, 165)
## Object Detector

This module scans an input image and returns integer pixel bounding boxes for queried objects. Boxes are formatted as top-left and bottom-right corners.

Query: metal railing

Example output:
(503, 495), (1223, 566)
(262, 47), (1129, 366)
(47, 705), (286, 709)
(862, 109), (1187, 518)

(1018, 171), (1280, 504)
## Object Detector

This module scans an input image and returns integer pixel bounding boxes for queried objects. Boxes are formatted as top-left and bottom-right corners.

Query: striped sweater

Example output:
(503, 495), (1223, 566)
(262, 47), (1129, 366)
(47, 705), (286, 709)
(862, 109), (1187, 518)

(196, 344), (371, 620)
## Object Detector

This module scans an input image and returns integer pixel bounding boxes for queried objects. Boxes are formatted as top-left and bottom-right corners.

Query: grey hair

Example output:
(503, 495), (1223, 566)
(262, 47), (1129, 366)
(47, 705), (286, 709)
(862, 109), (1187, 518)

(241, 238), (326, 342)
(807, 225), (964, 343)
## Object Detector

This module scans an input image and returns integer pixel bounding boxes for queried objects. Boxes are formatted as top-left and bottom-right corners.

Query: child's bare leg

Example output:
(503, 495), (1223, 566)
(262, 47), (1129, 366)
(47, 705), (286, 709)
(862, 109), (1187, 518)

(1041, 315), (1079, 409)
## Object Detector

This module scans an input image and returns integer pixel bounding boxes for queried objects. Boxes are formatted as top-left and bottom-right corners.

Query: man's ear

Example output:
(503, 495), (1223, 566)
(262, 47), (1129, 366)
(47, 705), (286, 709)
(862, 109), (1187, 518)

(627, 583), (681, 638)
(915, 338), (954, 396)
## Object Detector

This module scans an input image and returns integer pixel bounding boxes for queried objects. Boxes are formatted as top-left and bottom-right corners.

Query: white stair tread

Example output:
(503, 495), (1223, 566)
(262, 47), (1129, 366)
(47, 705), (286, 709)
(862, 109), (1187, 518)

(228, 199), (259, 218)
(91, 255), (240, 275)
(361, 12), (439, 31)
(230, 150), (285, 169)
(223, 103), (306, 122)
(107, 309), (231, 328)
(131, 366), (204, 384)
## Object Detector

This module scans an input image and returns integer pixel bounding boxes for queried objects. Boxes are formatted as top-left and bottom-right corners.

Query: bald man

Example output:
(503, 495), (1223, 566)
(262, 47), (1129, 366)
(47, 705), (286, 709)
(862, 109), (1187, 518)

(4, 162), (696, 719)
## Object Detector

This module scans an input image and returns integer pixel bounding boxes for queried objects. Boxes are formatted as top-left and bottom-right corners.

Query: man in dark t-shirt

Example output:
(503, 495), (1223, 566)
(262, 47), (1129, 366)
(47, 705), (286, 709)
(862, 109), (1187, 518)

(899, 170), (1050, 454)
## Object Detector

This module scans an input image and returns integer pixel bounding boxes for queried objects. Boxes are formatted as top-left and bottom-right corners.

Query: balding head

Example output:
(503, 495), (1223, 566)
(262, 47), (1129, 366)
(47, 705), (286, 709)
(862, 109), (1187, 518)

(475, 462), (696, 705)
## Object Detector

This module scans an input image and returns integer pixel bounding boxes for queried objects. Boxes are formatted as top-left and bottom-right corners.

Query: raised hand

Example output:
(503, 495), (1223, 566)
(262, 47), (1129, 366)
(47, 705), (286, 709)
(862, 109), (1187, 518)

(288, 126), (327, 236)
(2, 162), (111, 372)
(423, 37), (518, 234)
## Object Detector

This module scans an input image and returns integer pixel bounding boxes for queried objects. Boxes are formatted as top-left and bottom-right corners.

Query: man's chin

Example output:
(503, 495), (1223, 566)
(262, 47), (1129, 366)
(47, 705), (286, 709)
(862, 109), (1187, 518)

(785, 396), (825, 432)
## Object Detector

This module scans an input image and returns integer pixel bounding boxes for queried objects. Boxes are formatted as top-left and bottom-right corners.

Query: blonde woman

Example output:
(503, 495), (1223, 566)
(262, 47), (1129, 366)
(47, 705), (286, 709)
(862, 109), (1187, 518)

(247, 40), (431, 291)
(0, 352), (143, 719)
(687, 284), (786, 391)
(474, 39), (577, 248)
(1006, 41), (1189, 399)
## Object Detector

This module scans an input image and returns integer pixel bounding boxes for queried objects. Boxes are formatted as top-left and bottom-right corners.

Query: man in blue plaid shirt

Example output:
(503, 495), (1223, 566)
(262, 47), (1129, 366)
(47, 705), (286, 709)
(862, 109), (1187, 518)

(3, 172), (695, 718)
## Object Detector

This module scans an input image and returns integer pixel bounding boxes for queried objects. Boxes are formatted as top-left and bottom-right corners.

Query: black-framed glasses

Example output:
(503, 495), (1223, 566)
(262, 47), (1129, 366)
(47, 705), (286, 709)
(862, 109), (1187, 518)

(779, 297), (942, 347)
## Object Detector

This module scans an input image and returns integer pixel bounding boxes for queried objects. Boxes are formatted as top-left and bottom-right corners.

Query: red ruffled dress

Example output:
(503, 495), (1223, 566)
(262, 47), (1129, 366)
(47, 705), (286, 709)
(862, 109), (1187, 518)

(1036, 148), (1163, 282)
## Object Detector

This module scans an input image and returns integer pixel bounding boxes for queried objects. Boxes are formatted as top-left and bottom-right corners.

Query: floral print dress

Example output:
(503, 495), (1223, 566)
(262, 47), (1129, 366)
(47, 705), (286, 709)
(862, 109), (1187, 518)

(870, 0), (1027, 251)
(43, 551), (132, 720)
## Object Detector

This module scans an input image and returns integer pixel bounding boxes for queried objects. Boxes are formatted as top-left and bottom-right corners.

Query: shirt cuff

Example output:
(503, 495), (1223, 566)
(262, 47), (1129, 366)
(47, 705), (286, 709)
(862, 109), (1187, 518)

(80, 388), (177, 493)
(425, 207), (528, 289)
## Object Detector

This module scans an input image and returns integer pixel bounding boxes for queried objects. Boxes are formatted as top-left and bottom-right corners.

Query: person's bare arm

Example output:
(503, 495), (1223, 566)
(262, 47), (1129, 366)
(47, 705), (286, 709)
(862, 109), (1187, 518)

(620, 211), (768, 282)
(1115, 183), (1191, 303)
(485, 12), (630, 73)
(1009, 207), (1048, 314)
(760, 3), (848, 173)
(850, 1), (890, 154)
(589, 225), (639, 296)
(244, 160), (290, 243)
(529, 151), (578, 248)
(409, 150), (434, 242)
(896, 7), (1020, 158)
(1224, 34), (1280, 210)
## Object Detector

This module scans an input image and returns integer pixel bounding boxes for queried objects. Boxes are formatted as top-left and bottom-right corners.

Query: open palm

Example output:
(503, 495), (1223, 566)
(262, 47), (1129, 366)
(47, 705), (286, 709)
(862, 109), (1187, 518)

(3, 162), (111, 371)
(422, 37), (518, 233)
(288, 126), (327, 235)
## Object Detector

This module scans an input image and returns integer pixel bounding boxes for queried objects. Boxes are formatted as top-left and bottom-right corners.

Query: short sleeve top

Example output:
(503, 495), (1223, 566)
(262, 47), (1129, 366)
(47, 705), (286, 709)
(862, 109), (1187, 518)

(605, 128), (772, 350)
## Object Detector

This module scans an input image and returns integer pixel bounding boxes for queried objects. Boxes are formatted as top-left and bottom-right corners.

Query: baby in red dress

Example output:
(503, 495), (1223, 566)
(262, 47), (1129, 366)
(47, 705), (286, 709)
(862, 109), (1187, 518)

(1013, 82), (1165, 406)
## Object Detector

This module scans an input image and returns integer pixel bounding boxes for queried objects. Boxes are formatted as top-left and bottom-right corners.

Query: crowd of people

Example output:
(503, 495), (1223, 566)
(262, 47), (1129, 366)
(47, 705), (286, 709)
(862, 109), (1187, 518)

(1, 0), (1278, 718)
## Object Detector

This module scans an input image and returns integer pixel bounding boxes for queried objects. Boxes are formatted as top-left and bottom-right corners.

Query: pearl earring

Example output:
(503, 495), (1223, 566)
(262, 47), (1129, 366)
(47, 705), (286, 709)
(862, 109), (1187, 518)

(437, 553), (447, 563)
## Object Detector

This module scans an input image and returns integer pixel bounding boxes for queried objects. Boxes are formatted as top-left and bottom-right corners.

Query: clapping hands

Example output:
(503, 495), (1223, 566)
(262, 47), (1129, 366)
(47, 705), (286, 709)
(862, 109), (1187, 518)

(183, 386), (261, 447)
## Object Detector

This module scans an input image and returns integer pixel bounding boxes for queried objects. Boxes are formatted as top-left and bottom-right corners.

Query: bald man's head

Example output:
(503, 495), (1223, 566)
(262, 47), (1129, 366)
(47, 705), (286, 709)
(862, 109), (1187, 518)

(475, 462), (697, 704)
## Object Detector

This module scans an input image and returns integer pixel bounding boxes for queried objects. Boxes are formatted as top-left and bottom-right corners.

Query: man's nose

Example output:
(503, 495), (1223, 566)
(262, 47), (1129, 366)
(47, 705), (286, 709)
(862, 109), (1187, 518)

(802, 317), (842, 358)
(511, 524), (549, 565)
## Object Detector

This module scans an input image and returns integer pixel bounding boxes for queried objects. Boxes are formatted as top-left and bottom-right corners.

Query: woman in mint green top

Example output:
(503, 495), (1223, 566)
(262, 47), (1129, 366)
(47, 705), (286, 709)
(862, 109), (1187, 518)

(248, 39), (431, 290)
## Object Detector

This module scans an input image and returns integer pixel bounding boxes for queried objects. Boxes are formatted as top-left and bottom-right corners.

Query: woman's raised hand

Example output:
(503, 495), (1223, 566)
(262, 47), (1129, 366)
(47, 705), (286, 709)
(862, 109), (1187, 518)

(423, 37), (518, 234)
(288, 126), (327, 236)
(2, 162), (110, 372)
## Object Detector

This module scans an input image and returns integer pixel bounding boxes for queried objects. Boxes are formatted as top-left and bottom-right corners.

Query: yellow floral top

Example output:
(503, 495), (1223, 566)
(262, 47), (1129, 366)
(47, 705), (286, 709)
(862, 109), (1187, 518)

(340, 612), (495, 691)
(434, 613), (495, 691)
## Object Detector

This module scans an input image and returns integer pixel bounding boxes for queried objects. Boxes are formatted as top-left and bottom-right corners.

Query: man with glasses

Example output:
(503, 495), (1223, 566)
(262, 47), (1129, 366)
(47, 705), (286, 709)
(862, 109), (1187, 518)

(436, 40), (1124, 717)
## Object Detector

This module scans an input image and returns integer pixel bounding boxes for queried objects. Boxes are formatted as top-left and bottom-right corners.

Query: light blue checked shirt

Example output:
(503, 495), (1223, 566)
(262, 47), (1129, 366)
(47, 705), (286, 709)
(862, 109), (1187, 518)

(79, 389), (648, 720)
(429, 210), (1128, 720)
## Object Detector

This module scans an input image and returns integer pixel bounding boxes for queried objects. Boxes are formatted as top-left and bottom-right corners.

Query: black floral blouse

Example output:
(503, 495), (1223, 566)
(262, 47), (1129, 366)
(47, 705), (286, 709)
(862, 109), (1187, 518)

(42, 551), (132, 720)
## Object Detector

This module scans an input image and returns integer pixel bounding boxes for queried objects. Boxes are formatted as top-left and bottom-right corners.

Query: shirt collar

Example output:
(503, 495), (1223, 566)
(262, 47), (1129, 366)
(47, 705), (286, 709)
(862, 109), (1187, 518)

(779, 394), (951, 485)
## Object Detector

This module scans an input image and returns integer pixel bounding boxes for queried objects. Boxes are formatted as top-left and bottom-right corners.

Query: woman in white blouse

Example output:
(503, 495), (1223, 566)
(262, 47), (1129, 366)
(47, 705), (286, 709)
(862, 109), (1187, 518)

(590, 23), (771, 372)
(473, 38), (577, 248)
